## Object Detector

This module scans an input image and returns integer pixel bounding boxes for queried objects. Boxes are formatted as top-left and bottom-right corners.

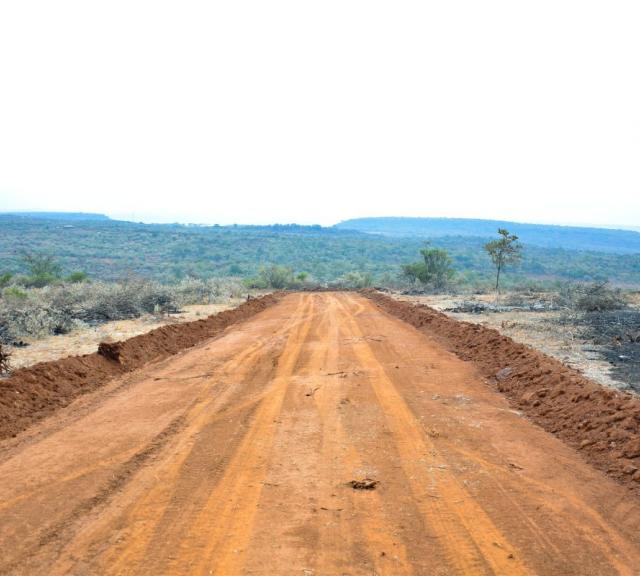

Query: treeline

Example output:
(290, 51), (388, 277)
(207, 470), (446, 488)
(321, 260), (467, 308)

(1, 215), (640, 287)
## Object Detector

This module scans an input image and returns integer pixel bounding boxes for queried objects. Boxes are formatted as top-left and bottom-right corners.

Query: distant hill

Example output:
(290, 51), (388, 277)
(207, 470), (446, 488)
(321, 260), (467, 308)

(1, 211), (110, 221)
(335, 217), (640, 254)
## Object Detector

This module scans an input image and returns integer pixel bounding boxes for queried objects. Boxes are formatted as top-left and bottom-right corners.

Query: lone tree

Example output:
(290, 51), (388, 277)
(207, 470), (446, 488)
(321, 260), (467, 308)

(402, 244), (455, 290)
(484, 229), (522, 297)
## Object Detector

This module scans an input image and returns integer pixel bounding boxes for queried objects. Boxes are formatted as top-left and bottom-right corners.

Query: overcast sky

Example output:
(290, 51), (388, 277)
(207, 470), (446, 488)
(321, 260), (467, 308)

(0, 1), (638, 227)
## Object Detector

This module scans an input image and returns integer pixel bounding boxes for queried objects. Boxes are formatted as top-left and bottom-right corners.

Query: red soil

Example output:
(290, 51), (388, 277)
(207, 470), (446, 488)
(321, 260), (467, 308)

(0, 293), (280, 441)
(364, 290), (640, 493)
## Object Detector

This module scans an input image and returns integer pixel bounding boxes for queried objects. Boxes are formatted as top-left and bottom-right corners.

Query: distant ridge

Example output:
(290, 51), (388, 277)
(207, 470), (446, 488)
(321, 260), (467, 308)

(1, 211), (110, 221)
(334, 217), (640, 254)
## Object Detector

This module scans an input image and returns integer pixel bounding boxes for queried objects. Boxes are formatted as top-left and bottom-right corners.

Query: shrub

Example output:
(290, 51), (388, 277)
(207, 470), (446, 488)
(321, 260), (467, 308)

(3, 286), (28, 300)
(0, 277), (245, 344)
(0, 344), (10, 374)
(260, 265), (296, 289)
(338, 271), (373, 289)
(21, 253), (63, 287)
(557, 281), (628, 312)
(169, 277), (245, 305)
(245, 265), (299, 289)
(66, 271), (89, 283)
(402, 245), (455, 291)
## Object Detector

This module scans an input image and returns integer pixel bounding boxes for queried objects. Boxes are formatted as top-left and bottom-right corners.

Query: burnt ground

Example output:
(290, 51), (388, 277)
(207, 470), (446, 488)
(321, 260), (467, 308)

(573, 309), (640, 393)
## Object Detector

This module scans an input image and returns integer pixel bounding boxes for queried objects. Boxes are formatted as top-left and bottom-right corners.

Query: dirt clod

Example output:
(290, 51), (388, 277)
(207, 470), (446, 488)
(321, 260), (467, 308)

(349, 478), (379, 490)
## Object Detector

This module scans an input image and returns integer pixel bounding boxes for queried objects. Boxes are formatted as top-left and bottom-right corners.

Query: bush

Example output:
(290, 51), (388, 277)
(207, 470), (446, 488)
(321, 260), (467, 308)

(557, 281), (628, 312)
(0, 277), (245, 344)
(66, 271), (89, 283)
(331, 271), (373, 289)
(402, 245), (455, 291)
(0, 343), (10, 374)
(3, 286), (28, 300)
(21, 253), (63, 287)
(170, 277), (244, 305)
(245, 265), (301, 289)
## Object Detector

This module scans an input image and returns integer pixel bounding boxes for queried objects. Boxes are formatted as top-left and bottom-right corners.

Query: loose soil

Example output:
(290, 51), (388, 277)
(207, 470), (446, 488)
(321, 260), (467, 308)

(364, 290), (640, 494)
(0, 292), (639, 575)
(0, 294), (280, 441)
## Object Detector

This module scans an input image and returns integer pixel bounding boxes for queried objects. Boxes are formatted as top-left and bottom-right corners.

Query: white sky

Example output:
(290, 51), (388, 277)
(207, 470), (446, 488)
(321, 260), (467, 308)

(1, 1), (639, 227)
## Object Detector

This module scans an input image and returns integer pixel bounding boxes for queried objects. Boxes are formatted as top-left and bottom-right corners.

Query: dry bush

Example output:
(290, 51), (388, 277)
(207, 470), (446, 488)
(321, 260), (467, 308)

(0, 343), (10, 374)
(0, 277), (245, 344)
(168, 277), (245, 306)
(557, 281), (628, 313)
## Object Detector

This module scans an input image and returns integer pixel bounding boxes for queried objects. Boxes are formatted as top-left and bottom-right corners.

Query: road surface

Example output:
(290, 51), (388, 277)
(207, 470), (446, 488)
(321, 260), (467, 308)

(1, 292), (639, 575)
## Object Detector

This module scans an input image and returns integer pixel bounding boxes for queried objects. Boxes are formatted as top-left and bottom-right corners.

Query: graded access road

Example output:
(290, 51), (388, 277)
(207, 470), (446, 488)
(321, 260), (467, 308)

(1, 292), (639, 575)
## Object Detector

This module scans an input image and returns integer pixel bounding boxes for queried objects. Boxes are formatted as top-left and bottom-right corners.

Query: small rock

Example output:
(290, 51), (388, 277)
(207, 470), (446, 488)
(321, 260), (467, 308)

(496, 367), (513, 381)
(349, 478), (379, 491)
(623, 439), (640, 459)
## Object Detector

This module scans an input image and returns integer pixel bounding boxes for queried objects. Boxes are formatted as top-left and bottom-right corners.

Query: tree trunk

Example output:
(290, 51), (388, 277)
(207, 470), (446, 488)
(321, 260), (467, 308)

(495, 262), (502, 303)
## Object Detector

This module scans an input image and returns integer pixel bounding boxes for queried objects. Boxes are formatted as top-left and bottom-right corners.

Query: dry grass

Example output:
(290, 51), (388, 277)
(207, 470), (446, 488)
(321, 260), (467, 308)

(0, 277), (246, 345)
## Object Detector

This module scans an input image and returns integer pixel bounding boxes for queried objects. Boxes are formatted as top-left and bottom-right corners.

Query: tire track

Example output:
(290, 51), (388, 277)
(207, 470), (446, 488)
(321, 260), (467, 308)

(335, 293), (531, 575)
(165, 295), (316, 575)
(43, 296), (311, 576)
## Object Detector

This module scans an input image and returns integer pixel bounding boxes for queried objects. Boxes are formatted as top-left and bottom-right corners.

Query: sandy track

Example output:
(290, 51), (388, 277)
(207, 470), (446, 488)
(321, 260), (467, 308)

(1, 292), (639, 575)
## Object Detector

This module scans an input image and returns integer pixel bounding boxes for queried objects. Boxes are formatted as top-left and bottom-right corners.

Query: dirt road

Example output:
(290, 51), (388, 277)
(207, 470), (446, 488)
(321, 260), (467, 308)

(1, 292), (639, 575)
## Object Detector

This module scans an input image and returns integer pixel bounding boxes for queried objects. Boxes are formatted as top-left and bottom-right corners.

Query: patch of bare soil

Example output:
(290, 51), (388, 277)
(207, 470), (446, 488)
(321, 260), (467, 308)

(0, 294), (281, 441)
(364, 289), (640, 493)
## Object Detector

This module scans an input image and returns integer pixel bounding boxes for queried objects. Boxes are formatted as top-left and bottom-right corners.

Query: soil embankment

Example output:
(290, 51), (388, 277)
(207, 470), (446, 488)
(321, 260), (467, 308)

(364, 289), (640, 493)
(0, 293), (280, 440)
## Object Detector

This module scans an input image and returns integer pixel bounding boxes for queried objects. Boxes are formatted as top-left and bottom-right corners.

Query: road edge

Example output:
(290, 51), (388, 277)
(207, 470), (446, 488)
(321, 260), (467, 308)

(0, 293), (282, 441)
(362, 289), (640, 495)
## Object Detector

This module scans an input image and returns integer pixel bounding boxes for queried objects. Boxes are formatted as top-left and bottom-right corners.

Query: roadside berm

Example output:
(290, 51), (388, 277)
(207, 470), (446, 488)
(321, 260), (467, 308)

(0, 293), (280, 440)
(364, 289), (640, 493)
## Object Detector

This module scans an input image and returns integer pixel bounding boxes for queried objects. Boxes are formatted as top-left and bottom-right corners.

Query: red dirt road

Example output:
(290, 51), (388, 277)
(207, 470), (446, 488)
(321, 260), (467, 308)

(1, 292), (639, 575)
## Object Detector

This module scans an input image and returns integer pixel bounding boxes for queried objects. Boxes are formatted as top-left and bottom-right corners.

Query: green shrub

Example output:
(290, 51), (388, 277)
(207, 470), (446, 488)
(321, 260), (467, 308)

(402, 245), (455, 290)
(66, 271), (89, 283)
(3, 287), (27, 300)
(339, 271), (373, 289)
(21, 253), (62, 287)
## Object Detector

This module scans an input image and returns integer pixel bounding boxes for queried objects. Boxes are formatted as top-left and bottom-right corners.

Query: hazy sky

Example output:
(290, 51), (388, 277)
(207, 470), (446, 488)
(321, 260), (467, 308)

(1, 1), (638, 227)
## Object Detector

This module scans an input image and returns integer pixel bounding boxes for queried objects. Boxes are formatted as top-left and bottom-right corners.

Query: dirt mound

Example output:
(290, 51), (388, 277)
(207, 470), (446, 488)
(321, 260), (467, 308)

(363, 290), (640, 493)
(0, 293), (280, 441)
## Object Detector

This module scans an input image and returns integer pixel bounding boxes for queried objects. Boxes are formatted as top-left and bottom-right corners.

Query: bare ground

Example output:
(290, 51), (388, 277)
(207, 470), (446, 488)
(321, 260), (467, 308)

(0, 292), (638, 575)
(396, 292), (634, 391)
